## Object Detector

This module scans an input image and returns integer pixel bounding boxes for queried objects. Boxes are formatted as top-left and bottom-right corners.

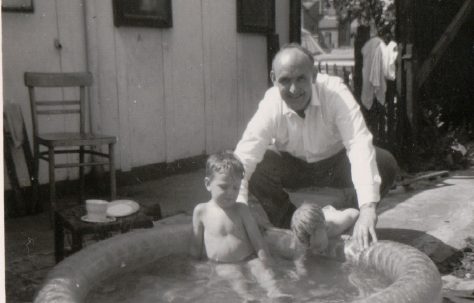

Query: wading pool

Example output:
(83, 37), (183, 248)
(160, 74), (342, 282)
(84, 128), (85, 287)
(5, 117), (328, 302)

(34, 223), (442, 303)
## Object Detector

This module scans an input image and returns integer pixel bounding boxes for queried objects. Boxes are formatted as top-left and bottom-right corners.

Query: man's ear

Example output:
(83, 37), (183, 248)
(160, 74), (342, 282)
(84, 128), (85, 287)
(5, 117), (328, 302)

(270, 70), (276, 85)
(204, 177), (211, 191)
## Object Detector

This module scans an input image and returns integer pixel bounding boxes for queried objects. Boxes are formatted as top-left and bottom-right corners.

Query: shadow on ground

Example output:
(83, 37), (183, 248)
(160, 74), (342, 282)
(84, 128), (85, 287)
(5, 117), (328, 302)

(377, 228), (458, 267)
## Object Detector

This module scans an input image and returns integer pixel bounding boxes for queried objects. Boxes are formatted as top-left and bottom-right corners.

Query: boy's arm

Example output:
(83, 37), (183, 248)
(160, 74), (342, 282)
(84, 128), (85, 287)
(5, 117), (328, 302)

(294, 256), (308, 277)
(238, 203), (272, 262)
(190, 205), (205, 259)
(324, 206), (359, 238)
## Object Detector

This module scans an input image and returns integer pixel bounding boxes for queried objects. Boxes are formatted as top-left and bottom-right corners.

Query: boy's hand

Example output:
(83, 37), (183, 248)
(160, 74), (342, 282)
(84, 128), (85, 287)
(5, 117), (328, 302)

(258, 249), (274, 266)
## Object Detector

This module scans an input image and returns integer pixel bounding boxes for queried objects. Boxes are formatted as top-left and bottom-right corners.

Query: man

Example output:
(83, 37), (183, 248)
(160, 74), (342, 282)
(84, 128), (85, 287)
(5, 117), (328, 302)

(234, 43), (398, 249)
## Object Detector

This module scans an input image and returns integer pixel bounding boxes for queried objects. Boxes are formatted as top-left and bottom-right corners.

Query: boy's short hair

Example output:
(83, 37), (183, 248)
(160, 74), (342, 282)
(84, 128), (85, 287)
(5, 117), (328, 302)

(206, 151), (245, 180)
(291, 202), (326, 247)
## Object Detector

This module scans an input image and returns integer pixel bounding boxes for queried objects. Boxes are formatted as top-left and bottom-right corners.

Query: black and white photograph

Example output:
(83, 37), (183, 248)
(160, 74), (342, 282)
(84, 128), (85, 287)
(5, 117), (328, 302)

(2, 0), (473, 302)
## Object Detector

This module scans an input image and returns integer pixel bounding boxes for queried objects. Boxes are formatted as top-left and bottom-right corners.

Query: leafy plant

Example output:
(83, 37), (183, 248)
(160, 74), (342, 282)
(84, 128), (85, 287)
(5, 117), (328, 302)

(328, 0), (396, 35)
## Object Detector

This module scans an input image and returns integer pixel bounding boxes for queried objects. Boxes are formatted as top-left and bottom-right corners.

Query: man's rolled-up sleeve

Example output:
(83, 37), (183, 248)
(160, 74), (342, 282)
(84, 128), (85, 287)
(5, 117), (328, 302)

(234, 96), (276, 203)
(331, 81), (381, 206)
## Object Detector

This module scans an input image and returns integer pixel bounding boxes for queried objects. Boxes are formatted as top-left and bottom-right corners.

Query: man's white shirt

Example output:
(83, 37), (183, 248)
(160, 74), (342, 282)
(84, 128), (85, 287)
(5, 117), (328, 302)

(235, 74), (381, 207)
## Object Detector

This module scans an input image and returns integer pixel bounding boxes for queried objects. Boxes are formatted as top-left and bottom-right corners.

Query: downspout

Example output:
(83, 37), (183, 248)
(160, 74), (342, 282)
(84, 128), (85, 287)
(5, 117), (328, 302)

(83, 0), (101, 135)
(82, 0), (105, 177)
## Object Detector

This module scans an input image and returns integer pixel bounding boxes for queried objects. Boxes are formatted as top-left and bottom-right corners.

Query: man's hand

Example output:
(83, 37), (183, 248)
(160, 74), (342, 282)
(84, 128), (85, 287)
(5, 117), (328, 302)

(352, 202), (378, 249)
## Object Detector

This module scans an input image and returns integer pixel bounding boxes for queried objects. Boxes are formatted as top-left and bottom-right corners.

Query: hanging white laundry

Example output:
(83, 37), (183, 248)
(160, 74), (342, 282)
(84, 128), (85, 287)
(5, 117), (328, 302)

(361, 36), (387, 110)
(383, 40), (398, 81)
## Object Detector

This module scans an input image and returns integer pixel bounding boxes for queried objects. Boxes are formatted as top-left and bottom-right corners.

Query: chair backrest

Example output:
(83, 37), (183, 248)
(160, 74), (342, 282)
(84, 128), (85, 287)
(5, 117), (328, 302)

(24, 72), (93, 137)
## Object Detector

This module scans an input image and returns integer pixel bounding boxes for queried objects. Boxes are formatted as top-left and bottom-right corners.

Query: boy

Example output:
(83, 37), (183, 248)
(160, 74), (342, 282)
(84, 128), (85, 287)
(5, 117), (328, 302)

(191, 151), (291, 302)
(290, 202), (359, 276)
(264, 202), (359, 277)
(291, 202), (359, 256)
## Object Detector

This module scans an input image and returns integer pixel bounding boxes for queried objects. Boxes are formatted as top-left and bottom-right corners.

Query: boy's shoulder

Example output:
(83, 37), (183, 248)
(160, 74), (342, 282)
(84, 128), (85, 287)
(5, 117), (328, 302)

(193, 201), (212, 213)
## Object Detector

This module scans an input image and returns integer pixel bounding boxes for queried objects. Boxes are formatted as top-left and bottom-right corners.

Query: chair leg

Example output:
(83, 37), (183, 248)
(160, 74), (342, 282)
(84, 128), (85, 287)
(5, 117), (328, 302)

(109, 143), (116, 201)
(48, 148), (56, 226)
(79, 146), (85, 204)
(22, 122), (36, 213)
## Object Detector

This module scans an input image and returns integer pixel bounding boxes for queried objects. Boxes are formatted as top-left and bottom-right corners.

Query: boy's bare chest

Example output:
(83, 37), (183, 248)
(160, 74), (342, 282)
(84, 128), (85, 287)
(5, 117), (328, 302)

(205, 209), (245, 236)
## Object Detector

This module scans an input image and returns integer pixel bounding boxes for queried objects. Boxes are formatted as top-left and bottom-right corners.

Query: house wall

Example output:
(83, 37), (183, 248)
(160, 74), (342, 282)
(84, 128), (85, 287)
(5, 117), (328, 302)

(275, 0), (291, 46)
(3, 0), (268, 187)
(3, 0), (88, 187)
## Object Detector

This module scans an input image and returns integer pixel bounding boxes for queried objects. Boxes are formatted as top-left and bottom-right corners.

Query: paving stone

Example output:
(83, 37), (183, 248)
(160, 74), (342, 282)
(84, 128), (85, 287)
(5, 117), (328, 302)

(443, 275), (474, 291)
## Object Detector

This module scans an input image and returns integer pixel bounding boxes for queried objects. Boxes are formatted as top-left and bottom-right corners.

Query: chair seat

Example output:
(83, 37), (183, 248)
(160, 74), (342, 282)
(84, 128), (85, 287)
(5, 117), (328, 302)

(38, 132), (117, 147)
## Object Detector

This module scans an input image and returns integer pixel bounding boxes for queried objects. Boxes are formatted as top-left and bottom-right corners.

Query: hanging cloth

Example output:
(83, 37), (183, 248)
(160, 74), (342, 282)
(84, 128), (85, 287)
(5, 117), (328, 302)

(361, 37), (387, 110)
(383, 40), (398, 81)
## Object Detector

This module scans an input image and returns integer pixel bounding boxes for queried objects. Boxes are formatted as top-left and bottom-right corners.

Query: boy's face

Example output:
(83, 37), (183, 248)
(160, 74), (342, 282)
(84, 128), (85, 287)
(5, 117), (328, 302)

(205, 172), (242, 209)
(309, 227), (328, 254)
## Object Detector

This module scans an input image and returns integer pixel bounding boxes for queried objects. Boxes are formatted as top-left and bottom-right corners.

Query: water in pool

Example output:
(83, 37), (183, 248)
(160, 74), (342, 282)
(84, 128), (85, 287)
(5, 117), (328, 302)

(86, 254), (390, 303)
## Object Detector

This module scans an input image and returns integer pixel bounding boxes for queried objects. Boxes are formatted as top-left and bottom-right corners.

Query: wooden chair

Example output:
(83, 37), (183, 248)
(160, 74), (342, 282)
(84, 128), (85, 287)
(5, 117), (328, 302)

(24, 72), (117, 220)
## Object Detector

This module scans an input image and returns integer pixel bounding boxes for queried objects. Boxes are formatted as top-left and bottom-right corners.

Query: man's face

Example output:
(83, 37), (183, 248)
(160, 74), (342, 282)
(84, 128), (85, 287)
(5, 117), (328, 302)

(271, 49), (316, 113)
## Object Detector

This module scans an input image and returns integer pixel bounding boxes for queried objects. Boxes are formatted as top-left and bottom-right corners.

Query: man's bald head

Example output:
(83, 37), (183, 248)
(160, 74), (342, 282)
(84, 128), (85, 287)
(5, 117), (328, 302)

(270, 43), (317, 115)
(272, 43), (315, 71)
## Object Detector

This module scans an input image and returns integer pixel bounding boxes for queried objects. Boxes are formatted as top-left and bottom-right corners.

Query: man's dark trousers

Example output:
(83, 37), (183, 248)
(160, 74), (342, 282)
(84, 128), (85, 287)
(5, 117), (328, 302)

(248, 147), (398, 228)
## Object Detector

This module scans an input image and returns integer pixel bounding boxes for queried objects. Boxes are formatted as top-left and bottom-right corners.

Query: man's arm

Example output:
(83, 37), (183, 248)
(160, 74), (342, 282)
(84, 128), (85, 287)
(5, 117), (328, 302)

(190, 205), (205, 259)
(352, 202), (378, 249)
(234, 91), (277, 203)
(330, 79), (381, 249)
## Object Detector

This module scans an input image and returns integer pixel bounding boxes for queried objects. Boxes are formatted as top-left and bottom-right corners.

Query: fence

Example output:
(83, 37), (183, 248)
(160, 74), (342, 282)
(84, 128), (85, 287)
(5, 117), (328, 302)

(317, 61), (404, 161)
(316, 62), (354, 91)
